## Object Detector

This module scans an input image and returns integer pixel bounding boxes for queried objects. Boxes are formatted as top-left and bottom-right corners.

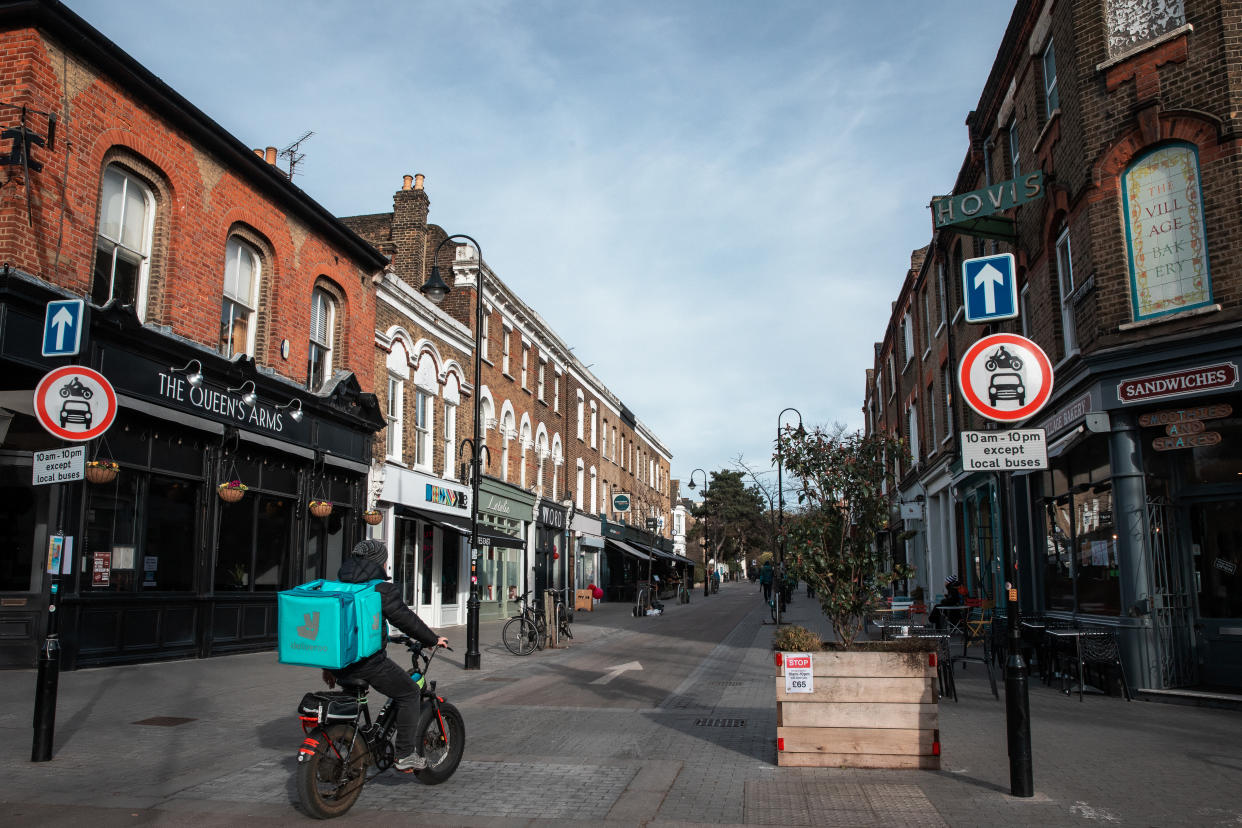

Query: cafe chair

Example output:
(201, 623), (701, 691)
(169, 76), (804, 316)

(1075, 629), (1133, 701)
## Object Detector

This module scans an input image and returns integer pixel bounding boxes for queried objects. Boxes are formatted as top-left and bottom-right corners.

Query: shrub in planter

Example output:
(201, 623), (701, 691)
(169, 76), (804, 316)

(773, 624), (823, 653)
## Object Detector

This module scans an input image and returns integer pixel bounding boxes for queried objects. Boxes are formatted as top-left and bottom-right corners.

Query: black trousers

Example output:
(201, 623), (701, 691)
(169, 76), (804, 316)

(335, 654), (422, 756)
(762, 582), (772, 602)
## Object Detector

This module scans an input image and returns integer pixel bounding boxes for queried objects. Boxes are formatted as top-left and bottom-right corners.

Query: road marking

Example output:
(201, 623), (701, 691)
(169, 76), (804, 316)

(590, 661), (643, 685)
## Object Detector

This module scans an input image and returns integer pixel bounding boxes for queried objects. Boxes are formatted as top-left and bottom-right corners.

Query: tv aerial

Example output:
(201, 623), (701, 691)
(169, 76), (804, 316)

(278, 130), (313, 180)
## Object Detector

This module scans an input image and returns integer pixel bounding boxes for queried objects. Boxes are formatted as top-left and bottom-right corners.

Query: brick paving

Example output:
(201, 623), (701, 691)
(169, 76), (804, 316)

(1, 583), (1241, 825)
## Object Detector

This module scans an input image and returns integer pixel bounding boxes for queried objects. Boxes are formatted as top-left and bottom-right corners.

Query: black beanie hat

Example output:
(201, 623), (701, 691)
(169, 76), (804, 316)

(352, 539), (388, 566)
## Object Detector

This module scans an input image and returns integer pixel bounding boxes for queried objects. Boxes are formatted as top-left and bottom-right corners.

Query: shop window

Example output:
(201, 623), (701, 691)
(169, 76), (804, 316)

(214, 493), (294, 591)
(308, 287), (335, 390)
(221, 236), (260, 358)
(421, 524), (434, 606)
(1192, 501), (1242, 618)
(91, 165), (154, 315)
(83, 472), (199, 593)
(0, 474), (39, 591)
(1121, 142), (1213, 322)
(441, 531), (459, 605)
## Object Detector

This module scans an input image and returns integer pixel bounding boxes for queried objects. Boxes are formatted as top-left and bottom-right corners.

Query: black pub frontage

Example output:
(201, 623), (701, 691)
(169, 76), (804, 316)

(0, 273), (384, 669)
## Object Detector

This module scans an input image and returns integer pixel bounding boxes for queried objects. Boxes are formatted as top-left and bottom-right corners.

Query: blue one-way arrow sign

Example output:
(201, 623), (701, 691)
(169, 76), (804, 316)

(962, 253), (1018, 324)
(42, 299), (85, 357)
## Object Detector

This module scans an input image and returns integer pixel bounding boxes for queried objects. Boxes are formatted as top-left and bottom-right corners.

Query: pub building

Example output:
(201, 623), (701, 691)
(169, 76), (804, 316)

(1018, 350), (1242, 691)
(0, 0), (389, 668)
(0, 277), (385, 668)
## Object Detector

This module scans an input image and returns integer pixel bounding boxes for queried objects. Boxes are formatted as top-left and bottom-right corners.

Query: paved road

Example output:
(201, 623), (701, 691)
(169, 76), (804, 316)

(2, 583), (1241, 826)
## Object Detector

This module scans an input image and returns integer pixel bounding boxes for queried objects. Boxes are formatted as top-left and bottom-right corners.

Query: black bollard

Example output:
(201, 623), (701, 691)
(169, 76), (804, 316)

(32, 631), (60, 762)
(1004, 591), (1033, 796)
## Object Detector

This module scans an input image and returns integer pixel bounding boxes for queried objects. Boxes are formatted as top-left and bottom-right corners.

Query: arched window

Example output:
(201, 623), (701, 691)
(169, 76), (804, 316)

(535, 431), (548, 493)
(575, 459), (585, 510)
(308, 286), (336, 390)
(551, 435), (562, 497)
(590, 401), (598, 448)
(589, 466), (597, 514)
(92, 165), (154, 315)
(519, 420), (531, 489)
(221, 236), (261, 358)
(501, 410), (515, 482)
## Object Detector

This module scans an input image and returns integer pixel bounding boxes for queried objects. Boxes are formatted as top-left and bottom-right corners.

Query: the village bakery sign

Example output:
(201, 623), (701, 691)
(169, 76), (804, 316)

(1117, 362), (1238, 404)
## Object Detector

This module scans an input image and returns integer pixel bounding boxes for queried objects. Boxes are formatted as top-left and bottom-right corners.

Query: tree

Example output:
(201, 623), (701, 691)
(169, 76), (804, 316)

(692, 469), (768, 575)
(779, 425), (911, 648)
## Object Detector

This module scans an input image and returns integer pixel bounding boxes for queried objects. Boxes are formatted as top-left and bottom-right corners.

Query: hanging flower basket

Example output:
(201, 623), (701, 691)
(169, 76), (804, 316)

(217, 480), (248, 503)
(84, 459), (119, 485)
(362, 509), (383, 526)
(309, 499), (333, 518)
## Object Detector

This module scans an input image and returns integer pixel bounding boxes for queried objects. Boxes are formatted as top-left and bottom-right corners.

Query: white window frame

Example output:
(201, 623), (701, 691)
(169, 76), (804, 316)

(521, 345), (529, 389)
(554, 371), (561, 412)
(576, 391), (585, 440)
(520, 421), (531, 489)
(937, 260), (948, 330)
(387, 375), (404, 461)
(942, 366), (954, 443)
(1020, 283), (1032, 338)
(1009, 118), (1020, 177)
(590, 401), (598, 449)
(221, 236), (260, 358)
(309, 287), (335, 390)
(1057, 226), (1078, 356)
(443, 401), (457, 479)
(1043, 37), (1059, 115)
(537, 359), (546, 401)
(921, 289), (932, 356)
(481, 314), (490, 362)
(590, 467), (598, 514)
(908, 403), (920, 465)
(414, 388), (432, 470)
(902, 313), (914, 366)
(575, 459), (585, 510)
(93, 165), (155, 318)
(501, 325), (511, 375)
(500, 410), (514, 482)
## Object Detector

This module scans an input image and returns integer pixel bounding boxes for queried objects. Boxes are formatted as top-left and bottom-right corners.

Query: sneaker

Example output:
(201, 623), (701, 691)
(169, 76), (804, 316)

(394, 752), (427, 772)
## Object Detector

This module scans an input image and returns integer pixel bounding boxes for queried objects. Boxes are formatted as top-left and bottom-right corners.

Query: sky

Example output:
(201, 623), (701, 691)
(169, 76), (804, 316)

(64, 0), (1016, 491)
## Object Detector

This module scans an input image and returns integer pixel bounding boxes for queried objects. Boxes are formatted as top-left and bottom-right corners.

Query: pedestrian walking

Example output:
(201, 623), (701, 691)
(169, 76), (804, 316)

(759, 560), (774, 602)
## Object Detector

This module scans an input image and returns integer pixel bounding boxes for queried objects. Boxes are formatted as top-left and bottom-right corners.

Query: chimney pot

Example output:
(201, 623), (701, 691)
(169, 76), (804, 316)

(402, 175), (413, 191)
(253, 148), (264, 158)
(265, 146), (278, 165)
(414, 173), (425, 190)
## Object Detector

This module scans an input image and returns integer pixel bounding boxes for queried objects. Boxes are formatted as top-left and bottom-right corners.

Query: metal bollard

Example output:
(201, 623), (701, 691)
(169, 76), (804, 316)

(1004, 595), (1033, 797)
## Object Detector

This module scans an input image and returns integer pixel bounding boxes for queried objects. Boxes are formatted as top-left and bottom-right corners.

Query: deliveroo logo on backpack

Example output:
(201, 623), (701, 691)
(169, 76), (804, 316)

(297, 612), (320, 641)
(371, 612), (381, 632)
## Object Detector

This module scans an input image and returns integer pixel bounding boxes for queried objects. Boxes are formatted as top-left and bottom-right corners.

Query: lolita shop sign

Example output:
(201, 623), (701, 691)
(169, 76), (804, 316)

(155, 370), (292, 433)
(1122, 144), (1213, 321)
(932, 171), (1044, 229)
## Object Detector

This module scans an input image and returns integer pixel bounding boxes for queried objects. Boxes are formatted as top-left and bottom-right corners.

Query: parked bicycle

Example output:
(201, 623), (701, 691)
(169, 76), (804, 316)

(295, 635), (464, 819)
(676, 579), (690, 604)
(501, 590), (546, 656)
(545, 588), (573, 641)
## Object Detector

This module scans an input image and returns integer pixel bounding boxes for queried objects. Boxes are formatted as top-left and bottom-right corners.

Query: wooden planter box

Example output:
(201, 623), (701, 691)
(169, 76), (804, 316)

(776, 649), (940, 769)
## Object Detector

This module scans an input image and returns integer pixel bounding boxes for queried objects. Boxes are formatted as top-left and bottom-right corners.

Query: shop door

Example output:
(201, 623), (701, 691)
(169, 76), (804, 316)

(417, 523), (440, 624)
(0, 470), (45, 667)
(1188, 500), (1242, 688)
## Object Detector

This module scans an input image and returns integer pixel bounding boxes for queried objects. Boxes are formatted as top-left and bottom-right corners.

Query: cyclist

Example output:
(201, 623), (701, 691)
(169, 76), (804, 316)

(330, 539), (447, 773)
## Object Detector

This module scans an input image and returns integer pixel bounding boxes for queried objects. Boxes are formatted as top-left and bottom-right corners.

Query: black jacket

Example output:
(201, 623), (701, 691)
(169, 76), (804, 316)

(336, 556), (439, 663)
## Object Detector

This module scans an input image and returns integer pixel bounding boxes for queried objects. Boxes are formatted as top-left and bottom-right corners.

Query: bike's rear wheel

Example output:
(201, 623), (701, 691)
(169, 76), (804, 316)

(502, 616), (539, 655)
(556, 604), (572, 639)
(296, 723), (368, 819)
(414, 702), (465, 784)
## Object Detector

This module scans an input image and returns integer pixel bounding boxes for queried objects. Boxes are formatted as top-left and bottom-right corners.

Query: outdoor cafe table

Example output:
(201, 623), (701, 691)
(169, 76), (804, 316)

(1046, 628), (1114, 701)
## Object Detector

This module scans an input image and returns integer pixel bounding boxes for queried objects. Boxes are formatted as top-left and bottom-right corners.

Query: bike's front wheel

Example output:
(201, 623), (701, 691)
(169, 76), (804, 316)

(414, 702), (465, 785)
(296, 723), (368, 819)
(502, 616), (539, 655)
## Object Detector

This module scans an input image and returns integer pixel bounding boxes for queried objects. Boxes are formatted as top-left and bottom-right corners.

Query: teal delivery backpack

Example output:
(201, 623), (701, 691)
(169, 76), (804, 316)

(278, 579), (386, 669)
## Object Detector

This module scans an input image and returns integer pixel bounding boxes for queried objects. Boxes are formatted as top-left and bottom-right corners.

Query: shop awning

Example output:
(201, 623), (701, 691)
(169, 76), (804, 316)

(606, 539), (651, 561)
(395, 506), (526, 550)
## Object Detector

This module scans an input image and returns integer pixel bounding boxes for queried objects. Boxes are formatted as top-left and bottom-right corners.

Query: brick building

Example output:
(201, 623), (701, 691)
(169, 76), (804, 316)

(0, 0), (387, 667)
(342, 176), (679, 619)
(865, 0), (1242, 691)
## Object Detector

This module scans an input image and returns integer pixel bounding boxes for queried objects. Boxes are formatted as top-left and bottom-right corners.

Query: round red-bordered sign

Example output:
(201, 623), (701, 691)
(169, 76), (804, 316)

(33, 365), (118, 441)
(957, 333), (1054, 423)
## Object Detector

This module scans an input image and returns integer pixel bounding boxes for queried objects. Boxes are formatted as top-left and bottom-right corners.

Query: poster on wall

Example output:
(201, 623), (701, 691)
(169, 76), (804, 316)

(1122, 143), (1213, 321)
(93, 550), (112, 586)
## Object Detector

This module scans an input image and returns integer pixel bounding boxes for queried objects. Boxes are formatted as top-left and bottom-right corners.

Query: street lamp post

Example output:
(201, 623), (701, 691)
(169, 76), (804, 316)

(688, 468), (709, 597)
(420, 233), (485, 669)
(776, 408), (803, 628)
